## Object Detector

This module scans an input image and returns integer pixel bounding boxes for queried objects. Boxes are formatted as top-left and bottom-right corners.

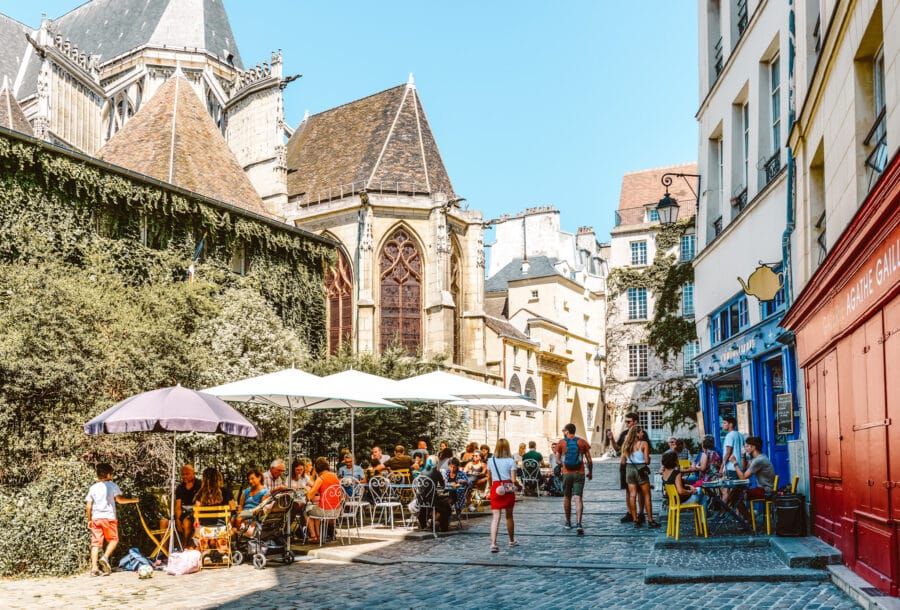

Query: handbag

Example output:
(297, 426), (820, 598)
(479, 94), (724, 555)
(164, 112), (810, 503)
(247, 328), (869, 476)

(492, 458), (516, 495)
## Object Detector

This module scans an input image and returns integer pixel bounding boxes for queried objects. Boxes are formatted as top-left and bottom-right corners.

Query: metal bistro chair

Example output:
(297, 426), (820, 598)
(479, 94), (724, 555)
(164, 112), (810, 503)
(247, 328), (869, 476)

(664, 484), (708, 540)
(339, 477), (368, 540)
(369, 475), (405, 529)
(306, 485), (346, 547)
(750, 475), (779, 535)
(521, 459), (542, 497)
(412, 476), (438, 538)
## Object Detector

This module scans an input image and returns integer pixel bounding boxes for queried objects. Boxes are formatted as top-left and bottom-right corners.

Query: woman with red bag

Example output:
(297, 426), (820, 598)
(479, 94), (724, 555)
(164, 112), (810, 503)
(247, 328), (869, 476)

(487, 438), (521, 553)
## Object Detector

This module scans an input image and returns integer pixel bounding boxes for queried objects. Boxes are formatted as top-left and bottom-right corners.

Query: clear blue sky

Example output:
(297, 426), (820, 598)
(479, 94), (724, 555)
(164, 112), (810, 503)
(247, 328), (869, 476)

(4, 1), (698, 242)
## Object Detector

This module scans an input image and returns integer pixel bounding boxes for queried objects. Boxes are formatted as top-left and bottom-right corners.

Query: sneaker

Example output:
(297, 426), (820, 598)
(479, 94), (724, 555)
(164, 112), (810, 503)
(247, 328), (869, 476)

(564, 521), (573, 529)
(620, 513), (634, 523)
(647, 520), (662, 529)
(509, 539), (519, 547)
(637, 514), (646, 524)
(576, 524), (584, 536)
(490, 544), (499, 553)
(634, 520), (644, 529)
(98, 555), (111, 575)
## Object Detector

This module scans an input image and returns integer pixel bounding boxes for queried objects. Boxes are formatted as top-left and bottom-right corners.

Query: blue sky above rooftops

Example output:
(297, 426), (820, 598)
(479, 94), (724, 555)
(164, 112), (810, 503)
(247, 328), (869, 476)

(3, 0), (698, 243)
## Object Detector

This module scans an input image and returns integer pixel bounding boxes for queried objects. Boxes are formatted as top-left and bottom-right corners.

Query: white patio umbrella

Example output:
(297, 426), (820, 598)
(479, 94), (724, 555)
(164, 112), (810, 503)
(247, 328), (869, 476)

(201, 367), (401, 469)
(84, 385), (259, 556)
(446, 397), (543, 442)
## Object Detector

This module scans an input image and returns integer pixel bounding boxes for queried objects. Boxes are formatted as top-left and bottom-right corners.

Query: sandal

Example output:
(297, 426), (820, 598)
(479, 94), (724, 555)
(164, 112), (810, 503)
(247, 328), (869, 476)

(307, 537), (320, 543)
(509, 539), (519, 547)
(490, 544), (499, 553)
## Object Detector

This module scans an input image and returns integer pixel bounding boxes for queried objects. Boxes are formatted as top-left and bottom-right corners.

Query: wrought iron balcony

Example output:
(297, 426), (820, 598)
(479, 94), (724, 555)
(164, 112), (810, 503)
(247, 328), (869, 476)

(737, 0), (749, 36)
(714, 37), (724, 78)
(864, 108), (888, 192)
(713, 216), (723, 237)
(764, 152), (781, 185)
(731, 187), (748, 212)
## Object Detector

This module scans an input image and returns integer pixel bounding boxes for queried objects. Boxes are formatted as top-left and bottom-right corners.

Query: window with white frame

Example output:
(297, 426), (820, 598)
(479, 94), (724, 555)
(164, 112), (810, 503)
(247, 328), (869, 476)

(628, 344), (649, 378)
(627, 287), (648, 320)
(742, 101), (750, 190)
(680, 235), (696, 261)
(638, 410), (665, 441)
(682, 283), (695, 317)
(630, 241), (647, 265)
(770, 55), (781, 153)
(683, 341), (700, 376)
(648, 208), (659, 222)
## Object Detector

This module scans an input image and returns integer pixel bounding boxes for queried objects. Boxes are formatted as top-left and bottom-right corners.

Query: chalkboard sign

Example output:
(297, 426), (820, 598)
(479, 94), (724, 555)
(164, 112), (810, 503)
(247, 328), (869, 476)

(736, 401), (751, 435)
(776, 393), (793, 435)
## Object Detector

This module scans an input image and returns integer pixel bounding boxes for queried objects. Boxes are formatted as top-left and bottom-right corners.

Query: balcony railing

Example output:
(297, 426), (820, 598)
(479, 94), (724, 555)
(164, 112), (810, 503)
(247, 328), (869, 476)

(764, 152), (782, 185)
(714, 37), (724, 77)
(731, 187), (748, 212)
(713, 216), (723, 237)
(864, 108), (888, 192)
(737, 0), (749, 36)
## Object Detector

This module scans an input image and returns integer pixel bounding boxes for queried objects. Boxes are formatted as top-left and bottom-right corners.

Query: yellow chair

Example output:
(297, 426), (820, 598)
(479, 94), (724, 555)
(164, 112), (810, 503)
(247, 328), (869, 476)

(192, 505), (233, 568)
(132, 502), (171, 558)
(678, 459), (692, 470)
(749, 475), (778, 534)
(791, 475), (799, 493)
(665, 484), (708, 540)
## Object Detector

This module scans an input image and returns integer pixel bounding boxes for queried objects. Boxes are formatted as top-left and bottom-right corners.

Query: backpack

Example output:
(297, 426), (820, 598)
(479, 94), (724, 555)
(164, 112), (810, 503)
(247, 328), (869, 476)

(563, 437), (583, 468)
(118, 547), (153, 572)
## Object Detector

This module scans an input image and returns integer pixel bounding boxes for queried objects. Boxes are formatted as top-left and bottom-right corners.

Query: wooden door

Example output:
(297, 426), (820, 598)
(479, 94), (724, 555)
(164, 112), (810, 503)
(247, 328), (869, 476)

(884, 295), (900, 522)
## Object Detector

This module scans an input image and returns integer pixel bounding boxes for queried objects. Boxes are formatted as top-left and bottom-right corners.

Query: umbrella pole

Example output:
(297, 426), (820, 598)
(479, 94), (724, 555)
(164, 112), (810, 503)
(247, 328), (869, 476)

(168, 431), (179, 557)
(350, 408), (355, 464)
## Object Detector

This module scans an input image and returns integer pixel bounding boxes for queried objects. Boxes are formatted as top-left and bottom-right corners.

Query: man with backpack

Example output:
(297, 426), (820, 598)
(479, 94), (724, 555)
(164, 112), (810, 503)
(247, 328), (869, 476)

(555, 423), (592, 535)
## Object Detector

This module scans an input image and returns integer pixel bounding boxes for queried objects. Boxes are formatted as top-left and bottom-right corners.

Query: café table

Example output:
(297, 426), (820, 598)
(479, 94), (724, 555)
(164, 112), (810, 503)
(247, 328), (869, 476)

(699, 478), (753, 534)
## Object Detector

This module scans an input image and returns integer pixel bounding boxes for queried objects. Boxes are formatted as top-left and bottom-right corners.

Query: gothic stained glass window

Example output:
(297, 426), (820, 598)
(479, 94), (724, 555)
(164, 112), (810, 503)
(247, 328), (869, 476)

(325, 249), (353, 355)
(380, 228), (422, 354)
(451, 244), (462, 364)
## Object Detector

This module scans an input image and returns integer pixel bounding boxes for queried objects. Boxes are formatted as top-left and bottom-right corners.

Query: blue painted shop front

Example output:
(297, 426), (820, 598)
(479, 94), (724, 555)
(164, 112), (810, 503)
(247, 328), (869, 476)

(695, 312), (800, 482)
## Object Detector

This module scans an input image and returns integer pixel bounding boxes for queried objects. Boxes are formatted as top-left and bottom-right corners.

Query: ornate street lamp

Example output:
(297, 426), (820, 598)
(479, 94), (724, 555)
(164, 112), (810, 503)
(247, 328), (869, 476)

(657, 172), (701, 226)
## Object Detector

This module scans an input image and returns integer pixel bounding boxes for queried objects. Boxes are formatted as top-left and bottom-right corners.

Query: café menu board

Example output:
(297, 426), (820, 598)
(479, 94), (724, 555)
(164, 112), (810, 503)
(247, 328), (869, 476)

(776, 393), (794, 435)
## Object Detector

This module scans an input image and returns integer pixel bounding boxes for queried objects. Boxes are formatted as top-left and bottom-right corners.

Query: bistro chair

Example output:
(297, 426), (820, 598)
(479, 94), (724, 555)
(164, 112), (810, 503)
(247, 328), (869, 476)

(339, 477), (368, 539)
(664, 484), (707, 540)
(791, 475), (799, 493)
(193, 505), (233, 568)
(521, 459), (542, 496)
(678, 459), (692, 470)
(306, 485), (346, 547)
(412, 476), (438, 538)
(369, 475), (405, 529)
(750, 475), (779, 535)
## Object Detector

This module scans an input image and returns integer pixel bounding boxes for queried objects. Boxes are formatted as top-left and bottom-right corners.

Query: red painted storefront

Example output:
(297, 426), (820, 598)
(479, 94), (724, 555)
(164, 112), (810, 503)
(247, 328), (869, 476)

(782, 152), (900, 597)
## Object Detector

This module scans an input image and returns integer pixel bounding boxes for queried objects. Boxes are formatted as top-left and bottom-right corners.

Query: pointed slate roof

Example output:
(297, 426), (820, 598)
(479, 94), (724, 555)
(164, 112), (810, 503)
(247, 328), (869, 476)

(0, 77), (33, 136)
(285, 78), (455, 203)
(485, 256), (564, 294)
(50, 0), (243, 68)
(98, 75), (269, 217)
(0, 13), (29, 90)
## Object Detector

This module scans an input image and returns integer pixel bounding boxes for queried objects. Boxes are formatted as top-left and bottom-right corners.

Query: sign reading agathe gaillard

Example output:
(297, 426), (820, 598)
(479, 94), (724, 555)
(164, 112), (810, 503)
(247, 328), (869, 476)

(845, 235), (900, 316)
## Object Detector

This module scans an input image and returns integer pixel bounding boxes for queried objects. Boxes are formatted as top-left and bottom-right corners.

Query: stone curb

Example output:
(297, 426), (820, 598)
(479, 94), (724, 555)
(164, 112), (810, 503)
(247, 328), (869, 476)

(827, 565), (900, 610)
(770, 536), (842, 568)
(308, 548), (646, 570)
(653, 535), (769, 550)
(644, 567), (830, 584)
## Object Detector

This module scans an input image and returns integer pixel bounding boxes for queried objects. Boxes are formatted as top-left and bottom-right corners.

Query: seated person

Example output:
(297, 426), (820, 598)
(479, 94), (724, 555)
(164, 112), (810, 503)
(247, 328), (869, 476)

(436, 447), (454, 474)
(237, 468), (270, 524)
(443, 458), (470, 514)
(262, 459), (287, 492)
(515, 442), (527, 473)
(289, 460), (311, 492)
(337, 453), (365, 482)
(460, 442), (478, 466)
(305, 457), (342, 543)
(416, 460), (450, 532)
(192, 468), (234, 548)
(463, 451), (487, 492)
(384, 444), (413, 474)
(733, 436), (776, 501)
(480, 444), (492, 460)
(522, 441), (544, 467)
(410, 454), (425, 478)
(174, 464), (200, 544)
(692, 436), (722, 482)
(660, 450), (702, 506)
(410, 438), (430, 463)
(367, 445), (389, 477)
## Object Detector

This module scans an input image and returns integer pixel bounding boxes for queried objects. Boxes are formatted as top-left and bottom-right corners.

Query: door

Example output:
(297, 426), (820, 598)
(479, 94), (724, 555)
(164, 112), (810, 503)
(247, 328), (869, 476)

(884, 295), (900, 522)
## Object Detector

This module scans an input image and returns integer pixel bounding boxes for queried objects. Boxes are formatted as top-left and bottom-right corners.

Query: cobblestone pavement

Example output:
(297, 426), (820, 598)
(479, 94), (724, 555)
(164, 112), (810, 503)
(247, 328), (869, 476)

(0, 461), (860, 609)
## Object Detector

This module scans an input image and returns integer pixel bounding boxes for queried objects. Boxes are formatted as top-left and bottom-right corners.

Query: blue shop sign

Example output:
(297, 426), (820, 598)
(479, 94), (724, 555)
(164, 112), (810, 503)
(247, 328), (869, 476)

(696, 313), (787, 377)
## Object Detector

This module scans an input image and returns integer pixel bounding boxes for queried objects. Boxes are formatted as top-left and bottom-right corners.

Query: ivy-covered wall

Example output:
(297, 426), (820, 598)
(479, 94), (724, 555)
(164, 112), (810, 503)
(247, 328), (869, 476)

(0, 128), (333, 352)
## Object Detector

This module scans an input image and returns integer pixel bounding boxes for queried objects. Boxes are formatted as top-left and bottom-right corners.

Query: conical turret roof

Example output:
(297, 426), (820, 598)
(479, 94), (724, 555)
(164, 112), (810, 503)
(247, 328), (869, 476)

(0, 76), (33, 136)
(98, 74), (270, 217)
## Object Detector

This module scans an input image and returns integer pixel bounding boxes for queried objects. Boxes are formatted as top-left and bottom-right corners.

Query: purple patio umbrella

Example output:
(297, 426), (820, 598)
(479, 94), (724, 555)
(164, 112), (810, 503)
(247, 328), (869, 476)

(85, 385), (258, 555)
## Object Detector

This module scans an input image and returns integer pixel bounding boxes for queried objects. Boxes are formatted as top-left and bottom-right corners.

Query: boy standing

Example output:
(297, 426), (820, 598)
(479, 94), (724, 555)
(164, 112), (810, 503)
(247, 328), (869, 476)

(86, 463), (138, 576)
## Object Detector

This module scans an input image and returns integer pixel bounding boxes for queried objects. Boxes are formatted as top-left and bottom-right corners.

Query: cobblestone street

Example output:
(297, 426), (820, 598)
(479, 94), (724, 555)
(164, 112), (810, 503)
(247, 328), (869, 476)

(1, 461), (860, 609)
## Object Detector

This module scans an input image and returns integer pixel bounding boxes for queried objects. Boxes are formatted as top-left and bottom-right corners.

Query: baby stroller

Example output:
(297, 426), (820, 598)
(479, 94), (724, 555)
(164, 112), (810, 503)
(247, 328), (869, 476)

(232, 489), (297, 569)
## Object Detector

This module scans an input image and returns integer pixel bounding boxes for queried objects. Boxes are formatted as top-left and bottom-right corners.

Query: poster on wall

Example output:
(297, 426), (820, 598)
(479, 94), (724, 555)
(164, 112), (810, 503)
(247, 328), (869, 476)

(776, 393), (794, 435)
(736, 401), (752, 435)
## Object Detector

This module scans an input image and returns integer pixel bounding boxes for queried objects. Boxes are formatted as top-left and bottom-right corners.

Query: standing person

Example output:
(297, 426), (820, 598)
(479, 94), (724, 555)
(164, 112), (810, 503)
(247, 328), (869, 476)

(611, 413), (639, 523)
(487, 438), (520, 552)
(555, 423), (593, 535)
(719, 416), (744, 502)
(174, 464), (200, 545)
(85, 463), (138, 576)
(621, 425), (660, 528)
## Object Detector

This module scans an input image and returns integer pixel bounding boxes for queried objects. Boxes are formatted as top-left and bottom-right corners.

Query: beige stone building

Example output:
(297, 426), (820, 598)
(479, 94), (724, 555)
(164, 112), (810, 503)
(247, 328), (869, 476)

(482, 208), (607, 454)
